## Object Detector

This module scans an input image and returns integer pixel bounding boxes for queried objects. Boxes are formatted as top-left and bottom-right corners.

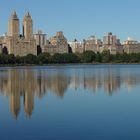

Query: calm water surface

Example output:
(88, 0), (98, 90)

(0, 64), (140, 140)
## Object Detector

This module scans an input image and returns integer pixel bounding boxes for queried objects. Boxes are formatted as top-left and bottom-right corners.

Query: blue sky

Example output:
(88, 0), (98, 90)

(0, 0), (140, 42)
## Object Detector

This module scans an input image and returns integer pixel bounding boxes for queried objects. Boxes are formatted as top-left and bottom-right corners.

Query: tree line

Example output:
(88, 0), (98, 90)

(0, 50), (140, 65)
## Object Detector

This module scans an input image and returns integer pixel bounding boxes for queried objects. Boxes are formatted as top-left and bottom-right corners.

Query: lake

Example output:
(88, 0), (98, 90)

(0, 64), (140, 140)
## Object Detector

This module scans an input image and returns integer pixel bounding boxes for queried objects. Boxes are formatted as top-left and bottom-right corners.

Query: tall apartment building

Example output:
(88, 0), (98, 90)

(69, 39), (84, 53)
(0, 11), (37, 56)
(102, 32), (123, 54)
(34, 30), (46, 47)
(123, 37), (140, 54)
(44, 31), (69, 55)
(34, 30), (46, 54)
(84, 36), (102, 53)
(103, 32), (120, 45)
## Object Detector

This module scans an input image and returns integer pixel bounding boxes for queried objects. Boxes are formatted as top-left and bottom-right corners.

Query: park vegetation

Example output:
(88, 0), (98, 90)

(0, 50), (140, 65)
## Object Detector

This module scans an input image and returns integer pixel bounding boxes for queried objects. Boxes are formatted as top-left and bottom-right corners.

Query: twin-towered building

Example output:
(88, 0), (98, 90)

(1, 11), (37, 56)
(0, 11), (69, 56)
(0, 11), (140, 56)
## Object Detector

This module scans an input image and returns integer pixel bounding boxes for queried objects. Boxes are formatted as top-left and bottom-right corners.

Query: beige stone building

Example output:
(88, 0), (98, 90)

(123, 37), (140, 54)
(84, 36), (102, 53)
(69, 36), (102, 54)
(101, 44), (123, 54)
(0, 11), (37, 56)
(34, 30), (46, 54)
(69, 40), (84, 53)
(102, 32), (123, 54)
(43, 31), (69, 55)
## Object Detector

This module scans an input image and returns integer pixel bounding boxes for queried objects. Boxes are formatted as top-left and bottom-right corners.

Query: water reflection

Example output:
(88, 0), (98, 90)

(0, 65), (140, 119)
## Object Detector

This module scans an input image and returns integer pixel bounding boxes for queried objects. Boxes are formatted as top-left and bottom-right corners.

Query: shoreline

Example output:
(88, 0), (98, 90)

(0, 63), (140, 68)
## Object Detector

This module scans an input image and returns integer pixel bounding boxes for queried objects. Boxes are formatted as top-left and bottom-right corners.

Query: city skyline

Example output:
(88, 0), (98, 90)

(0, 0), (140, 42)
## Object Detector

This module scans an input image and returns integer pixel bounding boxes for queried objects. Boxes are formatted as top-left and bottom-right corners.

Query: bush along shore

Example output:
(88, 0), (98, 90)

(1, 50), (140, 65)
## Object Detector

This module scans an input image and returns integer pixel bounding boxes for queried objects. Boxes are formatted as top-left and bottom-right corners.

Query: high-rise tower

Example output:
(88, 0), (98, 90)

(8, 10), (19, 38)
(23, 12), (33, 40)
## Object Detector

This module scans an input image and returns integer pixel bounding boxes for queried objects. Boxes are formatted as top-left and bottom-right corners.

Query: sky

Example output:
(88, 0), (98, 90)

(0, 0), (140, 42)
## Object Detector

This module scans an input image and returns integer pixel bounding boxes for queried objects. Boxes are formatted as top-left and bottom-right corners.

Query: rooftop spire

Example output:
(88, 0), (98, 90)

(24, 11), (31, 18)
(11, 10), (18, 19)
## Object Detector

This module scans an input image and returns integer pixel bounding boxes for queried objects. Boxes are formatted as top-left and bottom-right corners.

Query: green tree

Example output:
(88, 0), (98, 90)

(121, 53), (130, 63)
(24, 54), (38, 64)
(95, 52), (102, 62)
(81, 51), (96, 63)
(129, 53), (139, 63)
(0, 54), (8, 64)
(37, 53), (51, 64)
(101, 50), (111, 63)
(62, 53), (80, 63)
(7, 54), (16, 64)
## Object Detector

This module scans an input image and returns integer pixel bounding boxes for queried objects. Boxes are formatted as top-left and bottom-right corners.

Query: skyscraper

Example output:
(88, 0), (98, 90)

(0, 11), (37, 56)
(23, 12), (33, 40)
(8, 10), (19, 38)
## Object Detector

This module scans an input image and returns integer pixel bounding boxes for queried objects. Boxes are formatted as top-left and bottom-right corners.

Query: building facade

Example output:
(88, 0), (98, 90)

(34, 30), (46, 53)
(103, 32), (120, 45)
(84, 36), (102, 53)
(123, 37), (140, 54)
(43, 31), (69, 55)
(0, 11), (37, 56)
(69, 39), (84, 53)
(102, 32), (123, 54)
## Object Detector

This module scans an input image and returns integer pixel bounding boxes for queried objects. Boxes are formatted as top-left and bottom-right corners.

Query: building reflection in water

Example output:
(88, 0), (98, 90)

(0, 67), (140, 119)
(8, 70), (21, 119)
